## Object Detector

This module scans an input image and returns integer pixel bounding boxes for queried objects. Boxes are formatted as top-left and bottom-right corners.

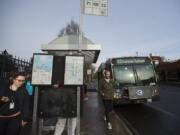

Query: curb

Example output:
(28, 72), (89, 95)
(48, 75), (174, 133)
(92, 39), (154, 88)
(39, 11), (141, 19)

(114, 111), (140, 135)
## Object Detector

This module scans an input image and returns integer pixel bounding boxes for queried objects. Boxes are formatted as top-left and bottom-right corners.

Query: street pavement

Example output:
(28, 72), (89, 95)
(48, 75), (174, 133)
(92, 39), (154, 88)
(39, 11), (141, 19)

(115, 84), (180, 135)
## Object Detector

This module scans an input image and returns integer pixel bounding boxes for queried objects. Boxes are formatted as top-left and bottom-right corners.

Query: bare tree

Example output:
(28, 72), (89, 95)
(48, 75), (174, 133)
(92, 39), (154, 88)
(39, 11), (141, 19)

(58, 20), (82, 37)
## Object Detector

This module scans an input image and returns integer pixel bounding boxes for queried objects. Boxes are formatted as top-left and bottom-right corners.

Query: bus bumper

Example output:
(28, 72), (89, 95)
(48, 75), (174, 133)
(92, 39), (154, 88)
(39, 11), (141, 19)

(113, 95), (160, 105)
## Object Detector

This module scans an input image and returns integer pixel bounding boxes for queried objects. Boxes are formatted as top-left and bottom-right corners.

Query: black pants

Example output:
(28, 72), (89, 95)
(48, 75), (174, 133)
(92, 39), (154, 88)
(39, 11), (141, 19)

(0, 115), (21, 135)
(103, 99), (113, 123)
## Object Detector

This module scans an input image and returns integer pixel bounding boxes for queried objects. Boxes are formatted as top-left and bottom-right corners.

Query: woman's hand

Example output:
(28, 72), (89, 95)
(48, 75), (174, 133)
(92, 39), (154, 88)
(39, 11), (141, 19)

(21, 120), (28, 127)
(53, 84), (59, 88)
(0, 96), (10, 102)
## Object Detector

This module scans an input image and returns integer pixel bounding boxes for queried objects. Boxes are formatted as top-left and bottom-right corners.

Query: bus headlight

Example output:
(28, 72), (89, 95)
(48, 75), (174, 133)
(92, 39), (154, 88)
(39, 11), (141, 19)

(114, 89), (122, 98)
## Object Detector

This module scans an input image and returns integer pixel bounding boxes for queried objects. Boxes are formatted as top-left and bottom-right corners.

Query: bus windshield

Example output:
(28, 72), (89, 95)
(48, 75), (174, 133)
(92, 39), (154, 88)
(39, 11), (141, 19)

(113, 64), (156, 85)
(134, 64), (156, 84)
(113, 65), (135, 84)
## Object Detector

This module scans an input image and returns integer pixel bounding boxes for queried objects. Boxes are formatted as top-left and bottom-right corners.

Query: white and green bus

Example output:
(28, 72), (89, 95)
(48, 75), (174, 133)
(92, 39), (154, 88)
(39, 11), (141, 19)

(97, 57), (160, 104)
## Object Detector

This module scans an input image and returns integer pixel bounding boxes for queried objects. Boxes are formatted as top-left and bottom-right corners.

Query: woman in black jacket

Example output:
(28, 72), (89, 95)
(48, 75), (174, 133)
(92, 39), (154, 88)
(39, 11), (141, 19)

(0, 72), (30, 135)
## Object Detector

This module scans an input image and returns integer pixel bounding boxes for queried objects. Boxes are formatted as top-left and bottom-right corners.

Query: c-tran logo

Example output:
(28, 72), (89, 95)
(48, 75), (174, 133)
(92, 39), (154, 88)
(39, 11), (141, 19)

(136, 90), (143, 96)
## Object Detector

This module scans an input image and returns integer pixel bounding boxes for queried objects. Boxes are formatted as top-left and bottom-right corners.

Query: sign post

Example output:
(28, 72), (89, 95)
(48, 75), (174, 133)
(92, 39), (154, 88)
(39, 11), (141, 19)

(64, 55), (84, 135)
(31, 54), (54, 135)
(31, 86), (39, 135)
(76, 86), (81, 135)
(77, 1), (107, 134)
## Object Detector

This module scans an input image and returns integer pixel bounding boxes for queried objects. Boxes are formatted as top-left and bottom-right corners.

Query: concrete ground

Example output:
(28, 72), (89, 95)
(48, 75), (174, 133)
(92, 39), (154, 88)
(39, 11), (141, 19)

(20, 92), (132, 135)
(80, 92), (132, 135)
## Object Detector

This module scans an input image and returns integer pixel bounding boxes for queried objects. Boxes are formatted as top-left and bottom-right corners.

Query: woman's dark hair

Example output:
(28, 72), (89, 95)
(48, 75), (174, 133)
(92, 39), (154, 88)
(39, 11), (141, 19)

(10, 72), (25, 84)
(12, 72), (25, 79)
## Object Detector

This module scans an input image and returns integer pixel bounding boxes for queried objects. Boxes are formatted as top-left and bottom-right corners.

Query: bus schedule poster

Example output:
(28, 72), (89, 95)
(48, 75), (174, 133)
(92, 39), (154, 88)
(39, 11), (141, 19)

(64, 56), (84, 85)
(31, 54), (53, 85)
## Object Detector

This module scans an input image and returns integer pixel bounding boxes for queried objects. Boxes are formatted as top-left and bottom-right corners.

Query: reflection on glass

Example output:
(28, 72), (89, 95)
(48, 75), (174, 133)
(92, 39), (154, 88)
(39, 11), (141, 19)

(113, 66), (135, 84)
(134, 64), (156, 84)
(113, 64), (156, 86)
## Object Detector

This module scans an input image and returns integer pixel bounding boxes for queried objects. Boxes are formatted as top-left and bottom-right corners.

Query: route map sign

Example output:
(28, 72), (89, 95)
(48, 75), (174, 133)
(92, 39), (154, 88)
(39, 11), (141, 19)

(31, 54), (53, 85)
(64, 56), (84, 85)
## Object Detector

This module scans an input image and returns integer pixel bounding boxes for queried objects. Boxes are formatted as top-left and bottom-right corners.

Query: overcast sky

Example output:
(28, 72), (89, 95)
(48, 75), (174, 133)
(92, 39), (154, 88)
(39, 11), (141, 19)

(0, 0), (180, 66)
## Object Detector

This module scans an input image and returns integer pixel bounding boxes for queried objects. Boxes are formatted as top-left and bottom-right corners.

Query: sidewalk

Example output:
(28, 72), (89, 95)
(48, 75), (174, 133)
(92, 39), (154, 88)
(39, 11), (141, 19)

(80, 92), (132, 135)
(20, 92), (132, 135)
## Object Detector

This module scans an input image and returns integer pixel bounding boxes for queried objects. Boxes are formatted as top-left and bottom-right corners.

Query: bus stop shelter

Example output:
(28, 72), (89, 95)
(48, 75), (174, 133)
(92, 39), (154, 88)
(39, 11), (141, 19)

(41, 35), (101, 63)
(32, 35), (101, 135)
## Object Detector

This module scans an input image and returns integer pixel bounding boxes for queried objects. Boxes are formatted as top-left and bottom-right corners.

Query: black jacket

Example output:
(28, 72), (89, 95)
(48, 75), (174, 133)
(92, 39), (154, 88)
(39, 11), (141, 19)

(0, 82), (30, 121)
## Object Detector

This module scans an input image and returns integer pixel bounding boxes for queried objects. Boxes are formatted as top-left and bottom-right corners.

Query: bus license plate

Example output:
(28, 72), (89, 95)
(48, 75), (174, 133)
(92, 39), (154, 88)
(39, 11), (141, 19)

(147, 99), (152, 103)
